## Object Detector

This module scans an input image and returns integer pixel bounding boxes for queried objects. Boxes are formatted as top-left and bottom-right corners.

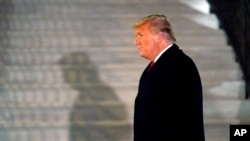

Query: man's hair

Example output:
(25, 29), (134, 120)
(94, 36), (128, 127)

(132, 14), (176, 41)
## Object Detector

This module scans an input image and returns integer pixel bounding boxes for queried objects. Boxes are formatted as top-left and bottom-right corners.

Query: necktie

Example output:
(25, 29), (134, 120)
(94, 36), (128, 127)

(148, 61), (155, 71)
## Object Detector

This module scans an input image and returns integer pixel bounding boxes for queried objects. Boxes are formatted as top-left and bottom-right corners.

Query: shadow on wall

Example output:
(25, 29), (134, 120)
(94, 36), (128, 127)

(59, 52), (131, 141)
(0, 1), (13, 140)
(0, 0), (13, 83)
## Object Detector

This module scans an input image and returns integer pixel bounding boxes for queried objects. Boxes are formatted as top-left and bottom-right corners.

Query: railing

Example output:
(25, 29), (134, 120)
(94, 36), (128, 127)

(207, 0), (250, 99)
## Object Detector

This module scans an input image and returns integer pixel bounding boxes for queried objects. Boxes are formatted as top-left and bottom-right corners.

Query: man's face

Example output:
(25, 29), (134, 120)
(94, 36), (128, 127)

(134, 24), (157, 60)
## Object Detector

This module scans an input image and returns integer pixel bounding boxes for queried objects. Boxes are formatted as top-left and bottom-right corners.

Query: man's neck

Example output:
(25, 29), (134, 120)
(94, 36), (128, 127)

(153, 43), (174, 62)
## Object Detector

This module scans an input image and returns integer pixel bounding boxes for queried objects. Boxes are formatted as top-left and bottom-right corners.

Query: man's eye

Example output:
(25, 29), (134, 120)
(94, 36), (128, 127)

(138, 33), (143, 37)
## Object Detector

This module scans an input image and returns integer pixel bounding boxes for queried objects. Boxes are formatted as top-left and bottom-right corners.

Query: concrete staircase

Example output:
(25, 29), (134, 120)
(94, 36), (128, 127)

(0, 0), (249, 141)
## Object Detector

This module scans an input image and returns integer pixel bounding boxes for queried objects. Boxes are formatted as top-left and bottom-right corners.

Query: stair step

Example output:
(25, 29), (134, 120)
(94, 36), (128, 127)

(4, 15), (223, 33)
(0, 120), (131, 129)
(2, 44), (232, 54)
(0, 102), (128, 122)
(6, 36), (131, 48)
(4, 34), (226, 48)
(124, 99), (250, 122)
(204, 123), (229, 141)
(0, 20), (183, 35)
(6, 2), (203, 18)
(0, 68), (241, 84)
(112, 80), (245, 101)
(0, 121), (131, 141)
(2, 47), (238, 70)
(203, 99), (250, 119)
(10, 0), (178, 4)
(0, 80), (244, 99)
(202, 81), (245, 99)
(0, 52), (239, 69)
(1, 85), (123, 104)
(4, 26), (225, 36)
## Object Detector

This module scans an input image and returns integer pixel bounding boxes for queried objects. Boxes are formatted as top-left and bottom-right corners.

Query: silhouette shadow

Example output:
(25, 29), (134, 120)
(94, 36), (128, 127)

(0, 0), (13, 82)
(59, 52), (130, 141)
(0, 0), (13, 140)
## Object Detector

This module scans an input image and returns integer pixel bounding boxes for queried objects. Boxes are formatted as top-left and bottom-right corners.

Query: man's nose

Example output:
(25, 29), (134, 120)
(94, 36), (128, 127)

(134, 38), (139, 45)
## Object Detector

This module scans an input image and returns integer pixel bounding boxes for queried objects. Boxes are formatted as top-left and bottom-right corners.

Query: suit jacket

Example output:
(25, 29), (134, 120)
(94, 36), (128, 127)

(134, 44), (205, 141)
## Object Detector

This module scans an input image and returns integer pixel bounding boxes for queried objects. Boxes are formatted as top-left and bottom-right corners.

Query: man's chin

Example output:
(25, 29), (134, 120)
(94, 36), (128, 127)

(140, 54), (148, 60)
(139, 52), (145, 57)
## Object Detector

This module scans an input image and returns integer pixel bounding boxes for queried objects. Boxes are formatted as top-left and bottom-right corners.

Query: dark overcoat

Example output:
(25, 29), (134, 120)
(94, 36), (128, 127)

(134, 44), (205, 141)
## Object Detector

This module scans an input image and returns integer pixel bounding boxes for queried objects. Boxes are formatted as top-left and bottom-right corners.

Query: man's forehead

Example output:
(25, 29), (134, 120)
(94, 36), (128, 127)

(135, 25), (149, 33)
(135, 29), (143, 34)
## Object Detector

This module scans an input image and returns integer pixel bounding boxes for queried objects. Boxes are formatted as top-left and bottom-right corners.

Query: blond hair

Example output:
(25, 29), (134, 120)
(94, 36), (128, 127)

(132, 14), (176, 41)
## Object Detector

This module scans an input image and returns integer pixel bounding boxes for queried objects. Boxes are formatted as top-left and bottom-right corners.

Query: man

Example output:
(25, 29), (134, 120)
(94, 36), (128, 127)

(132, 14), (205, 141)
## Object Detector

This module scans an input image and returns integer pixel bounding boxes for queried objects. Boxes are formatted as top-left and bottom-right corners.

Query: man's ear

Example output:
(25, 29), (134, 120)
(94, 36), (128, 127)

(156, 32), (165, 42)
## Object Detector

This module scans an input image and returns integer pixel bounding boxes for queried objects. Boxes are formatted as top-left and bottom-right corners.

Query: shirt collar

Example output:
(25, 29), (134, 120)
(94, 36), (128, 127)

(154, 43), (174, 63)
